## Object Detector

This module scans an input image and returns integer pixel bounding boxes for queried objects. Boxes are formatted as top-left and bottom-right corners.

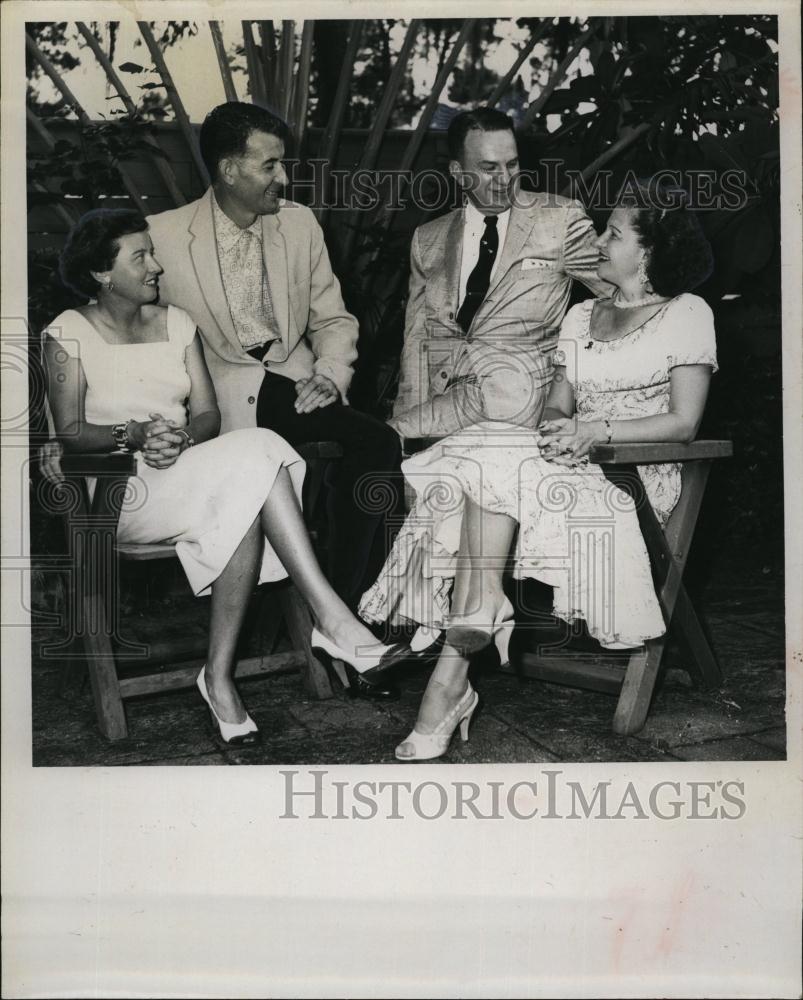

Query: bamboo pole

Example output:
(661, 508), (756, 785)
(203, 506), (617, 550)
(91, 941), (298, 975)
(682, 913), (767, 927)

(359, 19), (419, 174)
(31, 180), (79, 229)
(487, 19), (552, 108)
(209, 21), (238, 102)
(262, 20), (279, 94)
(522, 21), (599, 128)
(26, 105), (62, 149)
(291, 21), (314, 150)
(559, 122), (650, 196)
(338, 19), (421, 262)
(25, 31), (148, 213)
(242, 21), (267, 105)
(137, 22), (210, 188)
(257, 21), (277, 104)
(75, 22), (186, 207)
(279, 21), (296, 121)
(312, 20), (365, 224)
(26, 109), (81, 227)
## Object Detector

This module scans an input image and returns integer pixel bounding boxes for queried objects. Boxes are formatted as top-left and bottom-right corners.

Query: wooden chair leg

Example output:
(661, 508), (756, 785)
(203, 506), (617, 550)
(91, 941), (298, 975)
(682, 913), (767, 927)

(612, 638), (666, 735)
(278, 585), (334, 699)
(74, 521), (128, 740)
(671, 585), (723, 688)
(82, 625), (128, 740)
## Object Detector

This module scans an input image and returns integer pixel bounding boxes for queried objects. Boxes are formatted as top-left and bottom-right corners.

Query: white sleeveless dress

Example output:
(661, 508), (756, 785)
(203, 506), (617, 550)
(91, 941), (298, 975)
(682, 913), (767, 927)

(48, 305), (306, 596)
(359, 294), (718, 649)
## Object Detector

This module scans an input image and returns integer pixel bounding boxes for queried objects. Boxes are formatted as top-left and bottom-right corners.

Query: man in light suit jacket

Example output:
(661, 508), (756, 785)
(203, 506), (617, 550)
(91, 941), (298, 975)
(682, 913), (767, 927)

(390, 107), (611, 440)
(147, 102), (401, 633)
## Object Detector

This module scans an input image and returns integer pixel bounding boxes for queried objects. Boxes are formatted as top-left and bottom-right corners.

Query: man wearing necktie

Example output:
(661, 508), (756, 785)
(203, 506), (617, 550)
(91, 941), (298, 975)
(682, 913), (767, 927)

(389, 107), (612, 440)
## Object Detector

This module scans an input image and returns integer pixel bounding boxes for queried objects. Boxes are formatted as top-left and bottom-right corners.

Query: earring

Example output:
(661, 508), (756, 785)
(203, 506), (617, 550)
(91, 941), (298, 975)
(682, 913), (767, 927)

(105, 281), (114, 293)
(637, 256), (652, 292)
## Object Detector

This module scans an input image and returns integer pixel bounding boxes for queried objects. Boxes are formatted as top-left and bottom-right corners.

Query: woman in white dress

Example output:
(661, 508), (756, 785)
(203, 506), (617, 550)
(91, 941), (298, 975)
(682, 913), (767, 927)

(359, 181), (717, 760)
(45, 209), (409, 746)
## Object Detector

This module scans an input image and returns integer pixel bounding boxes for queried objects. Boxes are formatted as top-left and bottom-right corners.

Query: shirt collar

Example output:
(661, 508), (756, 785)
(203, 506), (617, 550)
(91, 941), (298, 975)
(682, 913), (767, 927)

(464, 199), (510, 229)
(212, 194), (263, 253)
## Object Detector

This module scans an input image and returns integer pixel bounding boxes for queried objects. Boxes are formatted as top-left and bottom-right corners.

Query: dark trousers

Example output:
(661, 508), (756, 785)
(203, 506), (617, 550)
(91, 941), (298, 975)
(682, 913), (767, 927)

(256, 370), (402, 610)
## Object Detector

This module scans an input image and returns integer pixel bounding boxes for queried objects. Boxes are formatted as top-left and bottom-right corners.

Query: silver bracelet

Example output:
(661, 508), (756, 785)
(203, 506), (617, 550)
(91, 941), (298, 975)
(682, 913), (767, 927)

(176, 429), (195, 450)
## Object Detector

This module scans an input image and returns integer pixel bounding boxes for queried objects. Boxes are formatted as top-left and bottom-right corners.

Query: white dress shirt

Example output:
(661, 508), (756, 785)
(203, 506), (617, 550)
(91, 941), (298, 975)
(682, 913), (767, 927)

(457, 200), (511, 310)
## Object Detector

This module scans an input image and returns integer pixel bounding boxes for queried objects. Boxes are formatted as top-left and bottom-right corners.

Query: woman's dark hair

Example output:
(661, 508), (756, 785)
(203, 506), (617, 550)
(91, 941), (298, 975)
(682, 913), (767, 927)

(59, 208), (148, 298)
(199, 101), (291, 182)
(447, 107), (516, 162)
(617, 179), (714, 297)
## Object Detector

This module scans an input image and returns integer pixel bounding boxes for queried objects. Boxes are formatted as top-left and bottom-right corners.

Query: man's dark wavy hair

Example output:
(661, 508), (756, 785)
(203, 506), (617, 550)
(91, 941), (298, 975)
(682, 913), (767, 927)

(447, 107), (517, 162)
(618, 179), (714, 297)
(200, 101), (291, 182)
(59, 208), (148, 299)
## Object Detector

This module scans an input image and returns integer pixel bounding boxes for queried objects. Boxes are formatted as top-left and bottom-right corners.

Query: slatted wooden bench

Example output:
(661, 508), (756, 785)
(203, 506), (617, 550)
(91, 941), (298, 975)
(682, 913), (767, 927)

(49, 441), (343, 740)
(403, 437), (732, 735)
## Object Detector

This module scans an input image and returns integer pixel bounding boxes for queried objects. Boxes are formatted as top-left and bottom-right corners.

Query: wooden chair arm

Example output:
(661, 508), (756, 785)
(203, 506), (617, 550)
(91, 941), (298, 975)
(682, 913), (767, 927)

(588, 440), (733, 464)
(59, 452), (138, 476)
(57, 442), (344, 473)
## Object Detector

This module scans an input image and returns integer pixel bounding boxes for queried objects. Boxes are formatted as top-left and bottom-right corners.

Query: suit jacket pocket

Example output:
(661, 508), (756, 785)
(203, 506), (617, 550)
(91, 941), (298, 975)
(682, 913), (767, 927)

(519, 256), (559, 272)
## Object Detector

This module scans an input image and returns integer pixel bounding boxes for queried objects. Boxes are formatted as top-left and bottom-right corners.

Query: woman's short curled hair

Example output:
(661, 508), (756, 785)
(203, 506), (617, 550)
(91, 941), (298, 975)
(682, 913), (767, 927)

(59, 208), (149, 299)
(618, 179), (714, 297)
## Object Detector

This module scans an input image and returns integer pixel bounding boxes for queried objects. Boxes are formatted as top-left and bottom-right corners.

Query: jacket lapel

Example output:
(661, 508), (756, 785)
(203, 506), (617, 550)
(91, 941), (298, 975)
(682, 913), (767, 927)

(188, 190), (241, 353)
(442, 208), (464, 313)
(261, 209), (291, 355)
(486, 202), (538, 296)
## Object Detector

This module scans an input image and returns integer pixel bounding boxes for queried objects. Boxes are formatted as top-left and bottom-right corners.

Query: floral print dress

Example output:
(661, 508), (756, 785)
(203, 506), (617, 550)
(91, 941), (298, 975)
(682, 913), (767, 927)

(360, 293), (718, 648)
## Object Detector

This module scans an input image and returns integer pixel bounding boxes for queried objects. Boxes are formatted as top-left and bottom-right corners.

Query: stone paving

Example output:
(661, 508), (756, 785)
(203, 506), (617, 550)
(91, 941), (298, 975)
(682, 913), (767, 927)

(30, 554), (786, 767)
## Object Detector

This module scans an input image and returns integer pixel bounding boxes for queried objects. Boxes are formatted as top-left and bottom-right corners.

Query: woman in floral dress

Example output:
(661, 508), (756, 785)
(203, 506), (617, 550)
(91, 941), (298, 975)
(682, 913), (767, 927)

(360, 181), (717, 760)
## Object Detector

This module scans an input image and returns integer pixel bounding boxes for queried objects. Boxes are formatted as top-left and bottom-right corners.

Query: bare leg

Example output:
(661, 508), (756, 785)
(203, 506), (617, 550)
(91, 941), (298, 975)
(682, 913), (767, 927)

(402, 498), (517, 739)
(205, 465), (387, 723)
(259, 467), (381, 654)
(206, 516), (262, 723)
(451, 496), (516, 621)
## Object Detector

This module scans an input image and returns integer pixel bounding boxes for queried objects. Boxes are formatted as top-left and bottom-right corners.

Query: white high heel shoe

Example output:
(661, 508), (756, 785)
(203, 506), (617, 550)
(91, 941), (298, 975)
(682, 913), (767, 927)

(196, 666), (260, 746)
(444, 597), (515, 666)
(395, 684), (480, 761)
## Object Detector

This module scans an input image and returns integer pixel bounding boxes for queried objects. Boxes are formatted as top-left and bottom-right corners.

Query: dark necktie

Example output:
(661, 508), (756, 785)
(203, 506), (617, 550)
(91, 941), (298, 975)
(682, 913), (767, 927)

(456, 214), (499, 334)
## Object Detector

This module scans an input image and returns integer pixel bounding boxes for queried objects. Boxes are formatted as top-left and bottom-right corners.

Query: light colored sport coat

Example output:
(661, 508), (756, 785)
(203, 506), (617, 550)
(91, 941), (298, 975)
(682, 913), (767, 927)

(147, 189), (358, 434)
(390, 190), (611, 439)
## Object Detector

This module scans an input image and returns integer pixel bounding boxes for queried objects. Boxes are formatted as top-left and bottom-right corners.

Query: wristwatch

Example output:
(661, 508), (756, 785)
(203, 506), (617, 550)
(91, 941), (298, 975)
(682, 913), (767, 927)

(111, 420), (134, 451)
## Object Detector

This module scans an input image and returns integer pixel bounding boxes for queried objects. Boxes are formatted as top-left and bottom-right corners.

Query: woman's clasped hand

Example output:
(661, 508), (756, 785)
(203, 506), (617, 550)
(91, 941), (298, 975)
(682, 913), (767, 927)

(137, 412), (191, 469)
(537, 416), (604, 465)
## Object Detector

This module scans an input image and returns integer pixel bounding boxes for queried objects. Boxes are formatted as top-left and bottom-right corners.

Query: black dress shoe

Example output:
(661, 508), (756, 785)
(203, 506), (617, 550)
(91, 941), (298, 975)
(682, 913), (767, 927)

(344, 664), (400, 701)
(310, 628), (411, 683)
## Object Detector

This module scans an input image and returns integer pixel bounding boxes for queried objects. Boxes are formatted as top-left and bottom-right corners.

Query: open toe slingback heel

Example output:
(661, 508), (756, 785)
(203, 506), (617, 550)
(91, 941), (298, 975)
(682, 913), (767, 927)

(395, 684), (480, 762)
